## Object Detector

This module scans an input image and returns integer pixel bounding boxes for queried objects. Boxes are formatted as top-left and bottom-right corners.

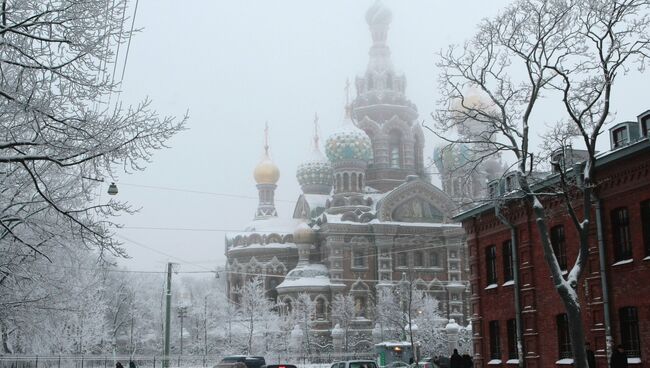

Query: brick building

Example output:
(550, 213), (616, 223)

(455, 110), (650, 367)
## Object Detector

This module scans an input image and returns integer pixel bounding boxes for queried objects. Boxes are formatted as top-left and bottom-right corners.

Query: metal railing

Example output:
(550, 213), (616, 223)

(0, 353), (376, 368)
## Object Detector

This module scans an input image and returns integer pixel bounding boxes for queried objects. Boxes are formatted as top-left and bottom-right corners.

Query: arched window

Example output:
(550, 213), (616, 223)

(389, 130), (402, 168)
(315, 298), (326, 319)
(336, 174), (342, 193)
(343, 173), (350, 192)
(351, 173), (358, 192)
(358, 174), (363, 191)
(413, 251), (423, 267)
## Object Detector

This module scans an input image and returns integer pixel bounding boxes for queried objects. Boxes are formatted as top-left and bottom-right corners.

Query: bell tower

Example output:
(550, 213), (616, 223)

(352, 1), (424, 192)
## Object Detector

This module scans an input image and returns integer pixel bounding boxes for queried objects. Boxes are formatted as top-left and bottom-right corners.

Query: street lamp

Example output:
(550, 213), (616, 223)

(107, 182), (118, 195)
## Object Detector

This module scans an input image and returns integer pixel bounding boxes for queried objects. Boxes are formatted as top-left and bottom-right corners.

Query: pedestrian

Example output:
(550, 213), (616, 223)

(129, 361), (137, 368)
(461, 353), (473, 368)
(450, 349), (463, 368)
(116, 363), (124, 368)
(610, 344), (628, 368)
(585, 342), (596, 368)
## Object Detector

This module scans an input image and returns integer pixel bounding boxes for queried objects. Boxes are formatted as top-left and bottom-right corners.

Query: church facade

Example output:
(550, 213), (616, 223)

(225, 2), (469, 343)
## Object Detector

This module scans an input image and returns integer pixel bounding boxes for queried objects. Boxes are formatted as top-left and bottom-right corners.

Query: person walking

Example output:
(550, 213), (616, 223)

(461, 353), (473, 368)
(610, 345), (628, 368)
(585, 343), (596, 368)
(450, 349), (463, 368)
(116, 363), (124, 368)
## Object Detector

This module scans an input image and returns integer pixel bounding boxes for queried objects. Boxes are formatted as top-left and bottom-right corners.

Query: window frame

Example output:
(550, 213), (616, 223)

(352, 249), (366, 269)
(506, 319), (517, 360)
(612, 126), (628, 148)
(556, 314), (572, 359)
(486, 245), (498, 286)
(641, 200), (650, 257)
(489, 320), (501, 360)
(550, 225), (568, 270)
(611, 207), (633, 261)
(619, 306), (641, 358)
(503, 240), (513, 282)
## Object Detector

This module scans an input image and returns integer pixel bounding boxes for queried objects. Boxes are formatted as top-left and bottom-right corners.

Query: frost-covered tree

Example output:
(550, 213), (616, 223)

(414, 296), (445, 357)
(375, 287), (404, 340)
(236, 277), (278, 355)
(0, 0), (186, 278)
(434, 0), (650, 366)
(292, 293), (315, 355)
(331, 293), (356, 352)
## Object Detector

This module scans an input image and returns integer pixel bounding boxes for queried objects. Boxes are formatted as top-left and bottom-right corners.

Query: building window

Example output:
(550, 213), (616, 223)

(413, 251), (423, 267)
(503, 240), (513, 282)
(619, 307), (641, 357)
(612, 126), (628, 148)
(353, 250), (366, 268)
(354, 296), (366, 318)
(642, 115), (649, 137)
(556, 314), (572, 359)
(489, 320), (501, 360)
(551, 225), (567, 270)
(389, 130), (402, 169)
(430, 252), (439, 267)
(641, 200), (650, 257)
(612, 207), (632, 261)
(316, 298), (326, 319)
(397, 252), (407, 267)
(343, 173), (350, 192)
(486, 245), (497, 286)
(506, 319), (517, 360)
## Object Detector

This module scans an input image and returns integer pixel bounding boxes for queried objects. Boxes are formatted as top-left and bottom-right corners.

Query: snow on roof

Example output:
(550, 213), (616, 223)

(227, 242), (297, 253)
(276, 264), (345, 290)
(303, 194), (330, 209)
(244, 217), (302, 233)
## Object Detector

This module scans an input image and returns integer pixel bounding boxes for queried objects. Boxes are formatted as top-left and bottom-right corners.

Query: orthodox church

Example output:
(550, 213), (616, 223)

(225, 1), (471, 341)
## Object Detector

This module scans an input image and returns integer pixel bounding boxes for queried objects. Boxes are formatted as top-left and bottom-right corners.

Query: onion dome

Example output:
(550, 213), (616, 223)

(366, 0), (392, 27)
(293, 222), (316, 245)
(325, 107), (372, 163)
(254, 124), (280, 185)
(254, 155), (280, 184)
(296, 114), (333, 193)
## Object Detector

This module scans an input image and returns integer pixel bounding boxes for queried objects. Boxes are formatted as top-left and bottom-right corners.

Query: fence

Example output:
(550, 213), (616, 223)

(0, 353), (375, 368)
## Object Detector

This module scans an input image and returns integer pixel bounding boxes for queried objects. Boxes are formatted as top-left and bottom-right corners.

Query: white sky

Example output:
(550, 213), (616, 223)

(113, 0), (650, 273)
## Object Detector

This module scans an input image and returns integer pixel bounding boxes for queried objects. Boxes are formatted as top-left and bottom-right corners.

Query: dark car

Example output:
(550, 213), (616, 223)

(215, 356), (266, 368)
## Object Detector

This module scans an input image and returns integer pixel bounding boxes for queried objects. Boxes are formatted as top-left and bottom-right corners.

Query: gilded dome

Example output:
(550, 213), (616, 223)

(254, 154), (280, 184)
(325, 110), (372, 163)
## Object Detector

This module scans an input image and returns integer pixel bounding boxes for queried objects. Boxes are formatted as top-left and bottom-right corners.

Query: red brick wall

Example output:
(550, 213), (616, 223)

(464, 148), (650, 367)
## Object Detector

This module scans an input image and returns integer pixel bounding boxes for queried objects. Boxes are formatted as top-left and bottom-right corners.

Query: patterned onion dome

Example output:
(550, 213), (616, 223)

(296, 146), (333, 188)
(325, 112), (372, 163)
(254, 154), (280, 184)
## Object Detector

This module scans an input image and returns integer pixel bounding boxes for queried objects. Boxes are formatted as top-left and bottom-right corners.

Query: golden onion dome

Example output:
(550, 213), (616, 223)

(254, 154), (280, 185)
(293, 222), (316, 244)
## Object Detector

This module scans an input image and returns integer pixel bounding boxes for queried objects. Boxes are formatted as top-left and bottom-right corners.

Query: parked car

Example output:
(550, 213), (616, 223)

(215, 356), (266, 368)
(330, 360), (378, 368)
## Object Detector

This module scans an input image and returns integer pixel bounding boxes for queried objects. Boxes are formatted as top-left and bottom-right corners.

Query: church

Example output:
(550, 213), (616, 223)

(225, 1), (471, 342)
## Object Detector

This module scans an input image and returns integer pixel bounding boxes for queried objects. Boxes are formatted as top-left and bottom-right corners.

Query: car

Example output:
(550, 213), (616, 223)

(409, 361), (438, 368)
(330, 360), (378, 368)
(214, 356), (266, 368)
(266, 365), (297, 368)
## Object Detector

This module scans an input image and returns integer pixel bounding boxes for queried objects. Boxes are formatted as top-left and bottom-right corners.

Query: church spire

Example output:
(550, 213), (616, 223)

(253, 123), (279, 219)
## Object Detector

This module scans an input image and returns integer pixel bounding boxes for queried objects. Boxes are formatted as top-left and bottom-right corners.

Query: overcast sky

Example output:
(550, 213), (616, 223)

(113, 0), (650, 273)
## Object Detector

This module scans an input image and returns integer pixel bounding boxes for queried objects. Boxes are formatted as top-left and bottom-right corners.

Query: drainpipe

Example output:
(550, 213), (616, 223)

(495, 209), (525, 368)
(594, 198), (612, 362)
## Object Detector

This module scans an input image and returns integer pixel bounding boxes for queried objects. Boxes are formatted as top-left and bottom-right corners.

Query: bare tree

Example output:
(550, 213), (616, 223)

(434, 0), (650, 367)
(236, 277), (277, 355)
(0, 0), (186, 265)
(331, 293), (356, 352)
